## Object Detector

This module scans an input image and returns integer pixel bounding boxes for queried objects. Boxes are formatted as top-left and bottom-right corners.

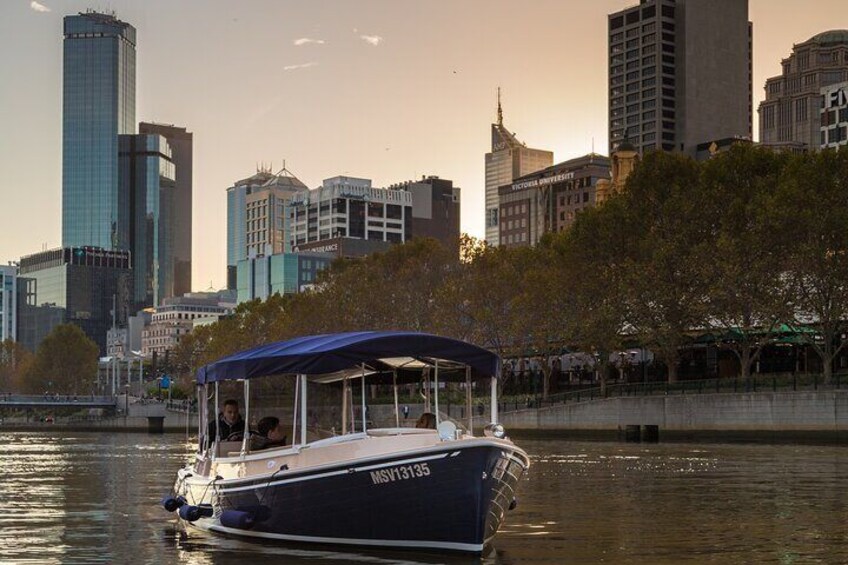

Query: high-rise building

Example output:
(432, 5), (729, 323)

(608, 0), (752, 157)
(485, 93), (553, 247)
(139, 123), (193, 296)
(62, 11), (136, 250)
(289, 176), (410, 253)
(759, 31), (848, 150)
(119, 134), (176, 309)
(17, 247), (131, 354)
(498, 154), (611, 247)
(226, 166), (309, 289)
(386, 176), (462, 254)
(0, 266), (17, 343)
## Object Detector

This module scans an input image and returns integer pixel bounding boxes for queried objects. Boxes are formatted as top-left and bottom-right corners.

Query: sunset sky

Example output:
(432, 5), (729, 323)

(0, 0), (845, 290)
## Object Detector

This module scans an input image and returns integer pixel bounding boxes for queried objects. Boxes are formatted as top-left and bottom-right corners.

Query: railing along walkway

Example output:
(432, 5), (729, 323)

(497, 373), (848, 414)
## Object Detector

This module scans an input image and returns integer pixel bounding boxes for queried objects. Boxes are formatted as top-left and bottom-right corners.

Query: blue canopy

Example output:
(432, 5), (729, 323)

(196, 331), (501, 384)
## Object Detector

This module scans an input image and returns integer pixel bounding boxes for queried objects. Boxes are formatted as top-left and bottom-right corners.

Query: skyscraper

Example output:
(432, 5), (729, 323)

(119, 134), (176, 309)
(608, 0), (751, 157)
(226, 166), (308, 289)
(0, 265), (17, 343)
(62, 11), (136, 250)
(484, 92), (553, 247)
(139, 123), (193, 296)
(759, 31), (848, 151)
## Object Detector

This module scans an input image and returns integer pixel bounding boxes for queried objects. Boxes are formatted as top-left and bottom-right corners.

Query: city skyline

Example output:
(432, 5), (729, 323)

(0, 0), (846, 290)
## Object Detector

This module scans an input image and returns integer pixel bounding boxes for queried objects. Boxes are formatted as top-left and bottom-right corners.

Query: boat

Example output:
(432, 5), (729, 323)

(161, 331), (529, 553)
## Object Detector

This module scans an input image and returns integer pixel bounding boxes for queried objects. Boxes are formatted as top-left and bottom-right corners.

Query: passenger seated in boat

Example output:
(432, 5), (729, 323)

(251, 416), (288, 450)
(206, 398), (245, 446)
(415, 412), (436, 429)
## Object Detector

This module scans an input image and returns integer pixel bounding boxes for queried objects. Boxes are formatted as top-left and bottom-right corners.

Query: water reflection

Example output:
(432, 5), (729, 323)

(2, 433), (848, 563)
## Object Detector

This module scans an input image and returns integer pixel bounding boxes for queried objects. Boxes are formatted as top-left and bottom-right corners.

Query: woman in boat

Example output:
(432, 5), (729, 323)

(415, 412), (436, 429)
(251, 416), (288, 450)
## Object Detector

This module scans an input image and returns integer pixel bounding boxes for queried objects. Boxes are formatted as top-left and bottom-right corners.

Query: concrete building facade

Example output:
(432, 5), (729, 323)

(760, 30), (848, 150)
(608, 0), (752, 157)
(820, 81), (848, 149)
(289, 176), (413, 249)
(387, 176), (461, 254)
(498, 154), (611, 248)
(141, 291), (234, 358)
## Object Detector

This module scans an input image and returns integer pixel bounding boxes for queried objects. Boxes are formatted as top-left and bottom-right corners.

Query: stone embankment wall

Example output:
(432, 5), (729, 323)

(499, 391), (848, 431)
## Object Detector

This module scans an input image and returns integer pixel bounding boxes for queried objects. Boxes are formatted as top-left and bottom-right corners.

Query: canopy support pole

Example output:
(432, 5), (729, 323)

(300, 374), (308, 446)
(491, 376), (498, 424)
(240, 379), (250, 456)
(434, 360), (440, 425)
(342, 377), (348, 435)
(393, 370), (400, 428)
(424, 367), (431, 413)
(197, 384), (203, 452)
(214, 382), (220, 455)
(466, 366), (473, 435)
(292, 373), (300, 446)
(361, 364), (367, 434)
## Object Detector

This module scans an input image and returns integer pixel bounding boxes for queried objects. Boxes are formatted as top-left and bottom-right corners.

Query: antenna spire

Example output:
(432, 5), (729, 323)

(497, 87), (503, 126)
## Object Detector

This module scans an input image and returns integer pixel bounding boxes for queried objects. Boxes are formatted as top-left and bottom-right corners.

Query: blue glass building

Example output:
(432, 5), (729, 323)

(119, 134), (176, 309)
(236, 253), (332, 304)
(62, 11), (136, 250)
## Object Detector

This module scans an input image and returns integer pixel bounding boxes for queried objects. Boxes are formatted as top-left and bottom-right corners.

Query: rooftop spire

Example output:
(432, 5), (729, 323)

(497, 87), (503, 126)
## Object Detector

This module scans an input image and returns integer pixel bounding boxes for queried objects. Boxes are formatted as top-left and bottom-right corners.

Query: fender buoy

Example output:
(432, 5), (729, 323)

(161, 495), (187, 513)
(220, 510), (255, 530)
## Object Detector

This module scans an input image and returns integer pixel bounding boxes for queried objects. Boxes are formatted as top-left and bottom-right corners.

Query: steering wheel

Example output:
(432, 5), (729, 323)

(225, 432), (243, 441)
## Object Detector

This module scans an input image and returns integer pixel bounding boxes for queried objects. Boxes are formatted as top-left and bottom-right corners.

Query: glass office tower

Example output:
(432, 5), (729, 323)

(62, 11), (136, 250)
(119, 134), (176, 310)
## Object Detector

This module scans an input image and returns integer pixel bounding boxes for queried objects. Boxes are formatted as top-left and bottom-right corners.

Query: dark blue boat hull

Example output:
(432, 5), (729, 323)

(200, 443), (527, 552)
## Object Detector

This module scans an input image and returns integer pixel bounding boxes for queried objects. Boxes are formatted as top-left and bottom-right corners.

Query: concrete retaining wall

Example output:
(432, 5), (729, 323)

(499, 391), (848, 431)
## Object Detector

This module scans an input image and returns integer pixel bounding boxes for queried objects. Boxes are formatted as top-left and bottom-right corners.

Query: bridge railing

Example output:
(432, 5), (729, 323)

(0, 394), (115, 406)
(497, 373), (848, 413)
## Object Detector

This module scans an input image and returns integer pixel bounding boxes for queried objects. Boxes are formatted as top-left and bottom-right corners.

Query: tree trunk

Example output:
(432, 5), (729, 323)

(740, 346), (751, 379)
(666, 358), (679, 383)
(823, 340), (833, 385)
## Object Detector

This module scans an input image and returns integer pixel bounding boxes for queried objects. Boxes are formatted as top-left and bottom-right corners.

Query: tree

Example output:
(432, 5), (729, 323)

(0, 340), (33, 393)
(24, 324), (99, 394)
(606, 151), (713, 382)
(700, 144), (793, 377)
(770, 149), (848, 382)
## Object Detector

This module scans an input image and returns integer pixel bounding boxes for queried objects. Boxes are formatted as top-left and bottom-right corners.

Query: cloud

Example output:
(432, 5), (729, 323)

(283, 62), (318, 71)
(360, 35), (383, 46)
(30, 1), (51, 12)
(293, 38), (325, 46)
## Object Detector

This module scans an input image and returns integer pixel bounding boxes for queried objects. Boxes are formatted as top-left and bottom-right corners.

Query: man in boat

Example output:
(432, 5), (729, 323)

(206, 398), (245, 446)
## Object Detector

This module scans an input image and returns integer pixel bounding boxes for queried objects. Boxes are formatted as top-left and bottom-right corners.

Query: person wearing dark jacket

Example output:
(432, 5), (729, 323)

(206, 398), (245, 447)
(251, 416), (288, 450)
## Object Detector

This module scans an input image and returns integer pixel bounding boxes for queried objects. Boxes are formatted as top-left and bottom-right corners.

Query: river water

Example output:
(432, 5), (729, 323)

(1, 431), (847, 564)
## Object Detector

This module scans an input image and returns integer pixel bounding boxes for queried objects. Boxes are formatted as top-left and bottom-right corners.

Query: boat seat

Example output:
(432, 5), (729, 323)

(215, 441), (244, 457)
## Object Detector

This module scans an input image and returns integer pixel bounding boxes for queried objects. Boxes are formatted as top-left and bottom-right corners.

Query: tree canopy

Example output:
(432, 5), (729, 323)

(169, 144), (848, 391)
